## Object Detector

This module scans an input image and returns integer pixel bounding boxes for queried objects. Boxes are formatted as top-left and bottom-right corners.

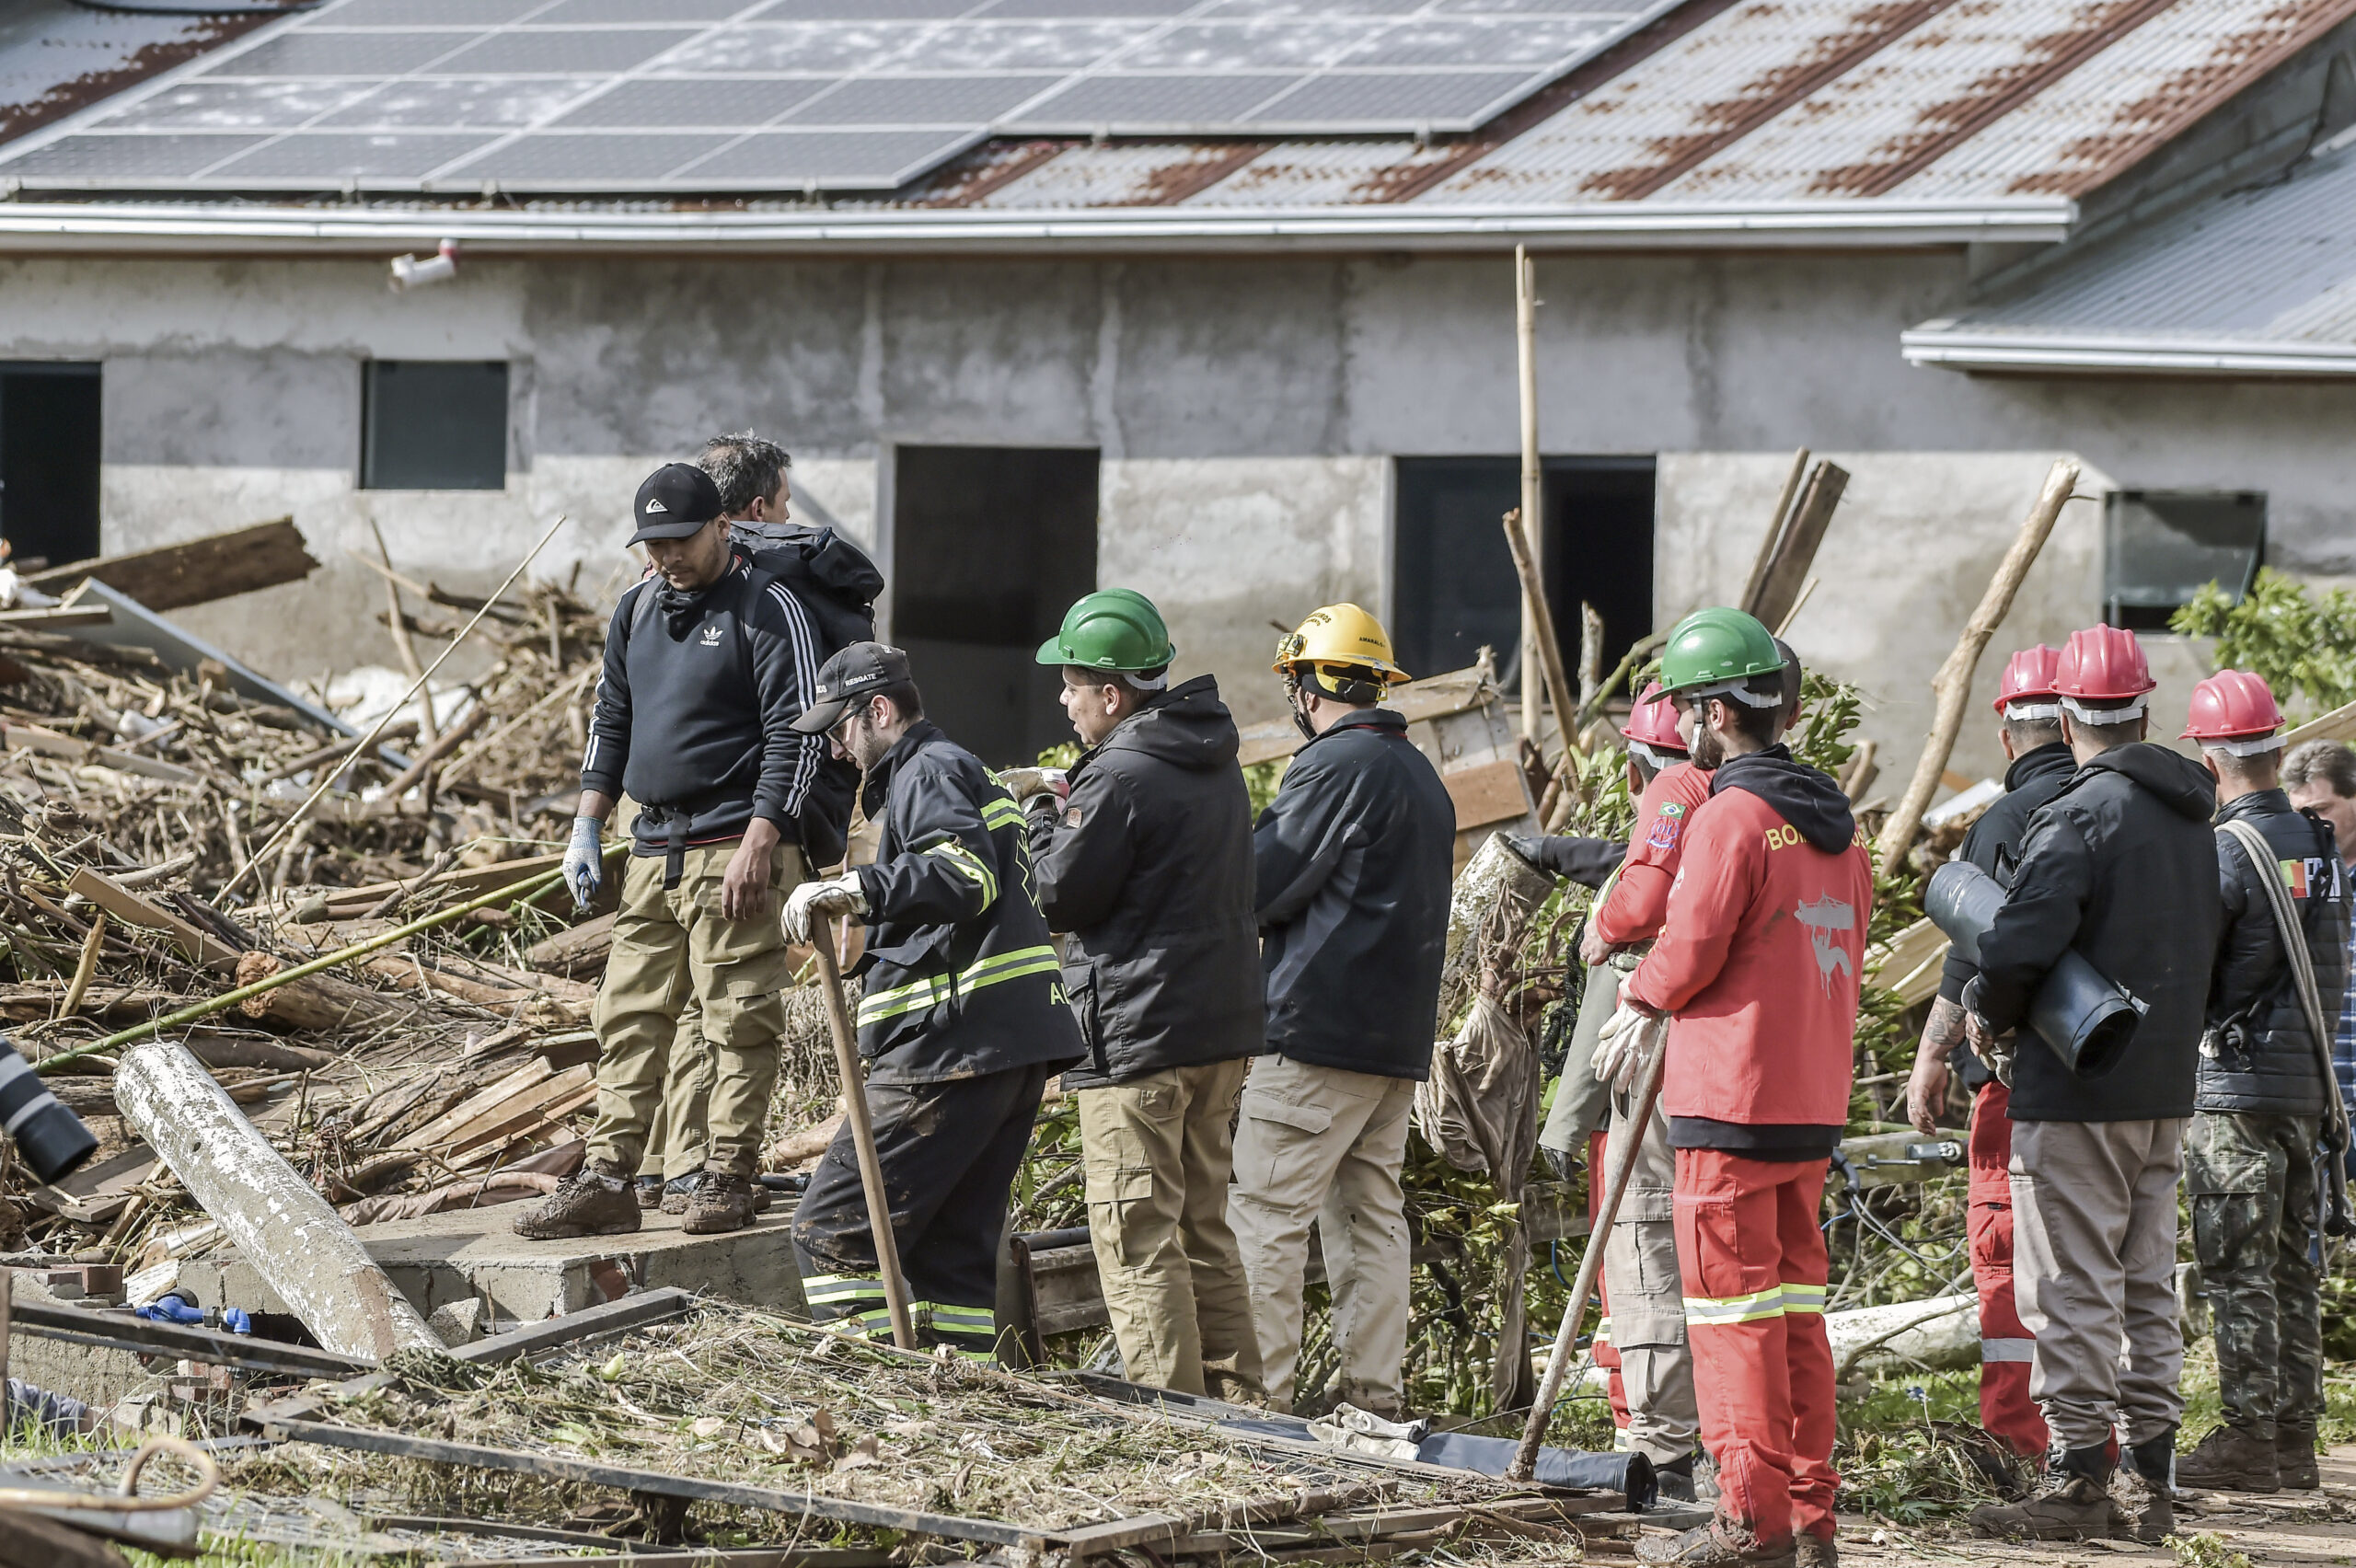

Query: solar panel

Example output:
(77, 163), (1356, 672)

(0, 0), (1682, 195)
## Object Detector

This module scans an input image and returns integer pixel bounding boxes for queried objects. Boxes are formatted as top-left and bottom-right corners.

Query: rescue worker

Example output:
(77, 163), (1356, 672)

(1021, 589), (1265, 1401)
(1904, 645), (2073, 1462)
(515, 461), (827, 1239)
(780, 642), (1082, 1359)
(2178, 671), (2349, 1493)
(638, 432), (811, 1215)
(1525, 683), (1712, 1499)
(2282, 739), (2356, 1151)
(1228, 605), (1454, 1417)
(1608, 608), (1870, 1568)
(1964, 626), (2221, 1545)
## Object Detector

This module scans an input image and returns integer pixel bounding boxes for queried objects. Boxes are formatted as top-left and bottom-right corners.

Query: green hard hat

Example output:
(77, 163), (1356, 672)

(1036, 588), (1177, 673)
(1653, 606), (1785, 698)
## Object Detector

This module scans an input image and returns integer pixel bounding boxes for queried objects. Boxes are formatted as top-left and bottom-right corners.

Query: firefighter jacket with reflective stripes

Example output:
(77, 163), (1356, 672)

(1590, 761), (1712, 950)
(1623, 785), (1873, 1148)
(848, 721), (1084, 1086)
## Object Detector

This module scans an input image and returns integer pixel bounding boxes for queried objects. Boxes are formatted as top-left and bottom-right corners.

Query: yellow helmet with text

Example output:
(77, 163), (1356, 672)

(1273, 604), (1412, 702)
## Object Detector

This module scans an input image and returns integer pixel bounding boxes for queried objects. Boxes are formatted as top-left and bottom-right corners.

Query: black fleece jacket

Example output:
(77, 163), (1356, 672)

(1940, 742), (2079, 1010)
(1709, 744), (1856, 850)
(582, 556), (826, 857)
(1029, 675), (1265, 1090)
(2201, 788), (2350, 1117)
(1969, 742), (2222, 1122)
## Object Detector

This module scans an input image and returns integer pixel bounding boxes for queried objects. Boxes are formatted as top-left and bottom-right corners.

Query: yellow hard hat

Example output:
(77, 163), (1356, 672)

(1273, 603), (1411, 686)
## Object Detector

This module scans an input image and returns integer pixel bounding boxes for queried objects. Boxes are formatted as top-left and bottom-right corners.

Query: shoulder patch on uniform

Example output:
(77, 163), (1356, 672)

(1065, 805), (1085, 828)
(1657, 801), (1685, 817)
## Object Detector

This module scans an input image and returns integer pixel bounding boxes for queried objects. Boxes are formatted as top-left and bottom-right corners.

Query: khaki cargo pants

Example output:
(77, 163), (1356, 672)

(637, 1012), (715, 1182)
(1079, 1057), (1264, 1401)
(1602, 1080), (1699, 1466)
(1228, 1054), (1418, 1416)
(587, 838), (802, 1179)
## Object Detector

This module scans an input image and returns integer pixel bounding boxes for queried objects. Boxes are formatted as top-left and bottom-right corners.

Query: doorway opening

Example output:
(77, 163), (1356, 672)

(1392, 455), (1656, 691)
(0, 363), (101, 569)
(891, 444), (1101, 768)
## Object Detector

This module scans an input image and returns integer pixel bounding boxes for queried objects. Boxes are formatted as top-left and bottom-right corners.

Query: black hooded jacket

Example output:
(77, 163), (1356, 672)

(1939, 741), (2080, 1088)
(1028, 675), (1265, 1090)
(1254, 708), (1457, 1080)
(2200, 788), (2350, 1116)
(1969, 742), (2222, 1122)
(1709, 744), (1856, 850)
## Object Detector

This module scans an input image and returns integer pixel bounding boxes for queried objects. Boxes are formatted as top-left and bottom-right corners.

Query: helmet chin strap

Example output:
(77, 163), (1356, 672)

(1285, 672), (1318, 741)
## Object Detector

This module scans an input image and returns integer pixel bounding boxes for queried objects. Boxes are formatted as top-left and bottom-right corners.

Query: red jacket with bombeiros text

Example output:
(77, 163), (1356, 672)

(1592, 761), (1712, 948)
(1623, 781), (1873, 1133)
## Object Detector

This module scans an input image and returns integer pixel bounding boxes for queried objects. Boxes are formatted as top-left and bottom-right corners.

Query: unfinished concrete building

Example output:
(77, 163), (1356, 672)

(0, 0), (2351, 778)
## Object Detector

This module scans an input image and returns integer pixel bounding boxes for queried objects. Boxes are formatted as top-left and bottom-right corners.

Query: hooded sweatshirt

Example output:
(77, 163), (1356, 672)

(1028, 674), (1265, 1090)
(1970, 742), (2222, 1122)
(1624, 746), (1873, 1154)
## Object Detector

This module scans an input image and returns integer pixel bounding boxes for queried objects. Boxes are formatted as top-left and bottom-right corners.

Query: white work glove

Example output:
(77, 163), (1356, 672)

(1591, 1000), (1669, 1094)
(561, 815), (604, 912)
(784, 874), (869, 944)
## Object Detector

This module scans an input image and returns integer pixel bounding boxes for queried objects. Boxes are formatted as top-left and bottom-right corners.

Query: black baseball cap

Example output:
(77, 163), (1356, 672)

(629, 463), (724, 544)
(792, 641), (915, 733)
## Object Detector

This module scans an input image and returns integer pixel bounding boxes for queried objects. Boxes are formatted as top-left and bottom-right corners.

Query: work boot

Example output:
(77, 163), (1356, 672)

(1656, 1451), (1722, 1505)
(659, 1174), (699, 1216)
(1968, 1447), (2119, 1540)
(2177, 1421), (2281, 1494)
(1634, 1516), (1795, 1566)
(2277, 1422), (2320, 1490)
(1793, 1532), (1836, 1568)
(2114, 1429), (2177, 1544)
(514, 1159), (641, 1239)
(635, 1175), (664, 1210)
(682, 1170), (757, 1235)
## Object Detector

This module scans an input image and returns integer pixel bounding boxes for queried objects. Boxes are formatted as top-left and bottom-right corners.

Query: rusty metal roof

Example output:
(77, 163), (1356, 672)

(0, 0), (281, 150)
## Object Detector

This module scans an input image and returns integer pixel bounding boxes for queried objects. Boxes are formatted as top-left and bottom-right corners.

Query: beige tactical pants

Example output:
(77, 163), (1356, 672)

(1603, 1084), (1699, 1465)
(2009, 1116), (2187, 1452)
(1228, 1054), (1418, 1415)
(636, 1012), (715, 1182)
(588, 839), (801, 1179)
(1079, 1056), (1264, 1400)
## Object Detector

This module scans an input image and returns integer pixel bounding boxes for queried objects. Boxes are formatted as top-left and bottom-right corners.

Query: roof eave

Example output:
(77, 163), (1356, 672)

(1902, 326), (2356, 377)
(0, 197), (2075, 256)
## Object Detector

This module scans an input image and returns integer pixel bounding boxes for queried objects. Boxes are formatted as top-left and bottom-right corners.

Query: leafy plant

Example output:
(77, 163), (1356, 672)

(2171, 568), (2356, 721)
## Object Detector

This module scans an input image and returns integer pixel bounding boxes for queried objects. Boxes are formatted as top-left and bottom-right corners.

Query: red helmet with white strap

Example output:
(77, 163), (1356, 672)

(1621, 681), (1688, 764)
(1992, 644), (2063, 718)
(2182, 668), (2284, 752)
(2053, 626), (2156, 723)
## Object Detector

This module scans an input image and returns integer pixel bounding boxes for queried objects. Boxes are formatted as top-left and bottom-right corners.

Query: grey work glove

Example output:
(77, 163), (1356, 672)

(561, 814), (605, 911)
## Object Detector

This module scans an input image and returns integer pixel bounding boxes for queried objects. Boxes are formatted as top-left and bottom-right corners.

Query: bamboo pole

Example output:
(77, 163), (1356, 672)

(221, 515), (567, 900)
(1515, 245), (1543, 742)
(1511, 1044), (1665, 1481)
(372, 521), (436, 744)
(1874, 458), (2081, 868)
(1502, 509), (1576, 761)
(811, 917), (917, 1352)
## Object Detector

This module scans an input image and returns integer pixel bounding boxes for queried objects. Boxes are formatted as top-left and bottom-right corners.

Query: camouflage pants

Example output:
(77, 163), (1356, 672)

(2186, 1111), (2325, 1438)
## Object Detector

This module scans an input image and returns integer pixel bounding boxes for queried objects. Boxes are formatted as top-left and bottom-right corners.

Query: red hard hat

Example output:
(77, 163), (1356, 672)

(2181, 669), (2284, 742)
(2053, 626), (2156, 703)
(1621, 682), (1688, 754)
(1992, 644), (2063, 714)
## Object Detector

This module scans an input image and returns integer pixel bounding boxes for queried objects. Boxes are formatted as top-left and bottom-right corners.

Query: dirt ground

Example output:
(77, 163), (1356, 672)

(1821, 1447), (2356, 1567)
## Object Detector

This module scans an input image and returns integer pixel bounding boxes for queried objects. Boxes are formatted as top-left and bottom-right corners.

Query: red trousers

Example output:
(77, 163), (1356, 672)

(1968, 1080), (2048, 1457)
(1675, 1148), (1836, 1549)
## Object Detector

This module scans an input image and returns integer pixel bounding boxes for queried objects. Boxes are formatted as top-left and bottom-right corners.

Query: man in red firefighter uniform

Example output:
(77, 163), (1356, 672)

(1906, 645), (2073, 1462)
(1613, 608), (1871, 1568)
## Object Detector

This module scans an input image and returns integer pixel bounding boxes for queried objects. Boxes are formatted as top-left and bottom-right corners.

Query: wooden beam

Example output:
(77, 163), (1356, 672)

(1746, 461), (1849, 634)
(69, 869), (237, 972)
(23, 519), (319, 613)
(452, 1287), (697, 1366)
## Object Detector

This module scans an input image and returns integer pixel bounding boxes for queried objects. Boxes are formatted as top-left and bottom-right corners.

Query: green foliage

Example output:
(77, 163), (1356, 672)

(1243, 757), (1288, 817)
(2166, 1531), (2256, 1568)
(2171, 567), (2356, 721)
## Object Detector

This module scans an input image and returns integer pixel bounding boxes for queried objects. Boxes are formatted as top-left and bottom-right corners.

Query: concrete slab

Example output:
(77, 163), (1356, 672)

(177, 1207), (806, 1332)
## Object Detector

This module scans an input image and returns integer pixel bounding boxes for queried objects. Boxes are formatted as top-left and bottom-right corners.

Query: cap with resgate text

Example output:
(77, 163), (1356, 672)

(791, 641), (913, 734)
(629, 463), (723, 544)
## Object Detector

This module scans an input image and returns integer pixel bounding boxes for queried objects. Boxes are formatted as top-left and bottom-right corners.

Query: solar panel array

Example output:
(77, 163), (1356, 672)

(0, 0), (1679, 194)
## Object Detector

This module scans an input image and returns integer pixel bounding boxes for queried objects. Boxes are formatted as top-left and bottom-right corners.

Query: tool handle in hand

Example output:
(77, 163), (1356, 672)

(812, 918), (917, 1352)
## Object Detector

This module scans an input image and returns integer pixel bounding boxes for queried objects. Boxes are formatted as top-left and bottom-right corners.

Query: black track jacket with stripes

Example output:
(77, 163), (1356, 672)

(581, 554), (828, 857)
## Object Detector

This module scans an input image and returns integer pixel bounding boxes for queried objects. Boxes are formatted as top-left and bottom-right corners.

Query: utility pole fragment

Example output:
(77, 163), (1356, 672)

(1875, 458), (2081, 870)
(1515, 245), (1542, 743)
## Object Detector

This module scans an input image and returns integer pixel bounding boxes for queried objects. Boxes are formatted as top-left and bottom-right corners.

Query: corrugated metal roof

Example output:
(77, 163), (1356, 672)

(0, 0), (279, 147)
(1901, 130), (2356, 372)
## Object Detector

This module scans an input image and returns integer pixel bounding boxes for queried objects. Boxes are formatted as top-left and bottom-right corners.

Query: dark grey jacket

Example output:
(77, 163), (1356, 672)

(2201, 788), (2350, 1116)
(1941, 741), (2080, 1091)
(1254, 708), (1456, 1081)
(1970, 742), (2222, 1123)
(1028, 676), (1265, 1090)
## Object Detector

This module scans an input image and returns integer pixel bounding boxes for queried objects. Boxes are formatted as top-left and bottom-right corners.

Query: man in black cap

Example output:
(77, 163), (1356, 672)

(513, 461), (830, 1240)
(782, 642), (1082, 1359)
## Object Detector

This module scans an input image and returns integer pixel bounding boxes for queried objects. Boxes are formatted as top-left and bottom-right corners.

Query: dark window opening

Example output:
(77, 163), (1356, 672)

(362, 360), (508, 490)
(892, 444), (1100, 768)
(0, 363), (102, 570)
(1392, 455), (1656, 691)
(2104, 490), (2265, 631)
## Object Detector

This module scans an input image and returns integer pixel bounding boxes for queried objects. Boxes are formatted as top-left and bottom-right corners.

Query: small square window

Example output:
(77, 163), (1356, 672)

(361, 360), (507, 490)
(2105, 490), (2265, 631)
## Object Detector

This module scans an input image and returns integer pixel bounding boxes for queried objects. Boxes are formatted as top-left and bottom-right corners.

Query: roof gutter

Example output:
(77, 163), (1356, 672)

(1903, 324), (2356, 377)
(0, 197), (2075, 256)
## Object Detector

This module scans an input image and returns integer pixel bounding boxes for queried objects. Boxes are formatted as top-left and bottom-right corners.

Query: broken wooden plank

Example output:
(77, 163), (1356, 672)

(23, 519), (319, 613)
(1440, 758), (1531, 832)
(1060, 1483), (1392, 1560)
(1236, 664), (1499, 768)
(6, 723), (202, 786)
(69, 869), (237, 972)
(6, 1297), (369, 1379)
(1745, 460), (1849, 635)
(451, 1287), (697, 1366)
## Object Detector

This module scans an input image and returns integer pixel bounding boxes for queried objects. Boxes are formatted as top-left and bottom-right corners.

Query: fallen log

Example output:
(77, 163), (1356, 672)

(22, 518), (319, 612)
(232, 951), (414, 1033)
(1826, 1293), (1978, 1380)
(525, 911), (615, 979)
(113, 1035), (443, 1360)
